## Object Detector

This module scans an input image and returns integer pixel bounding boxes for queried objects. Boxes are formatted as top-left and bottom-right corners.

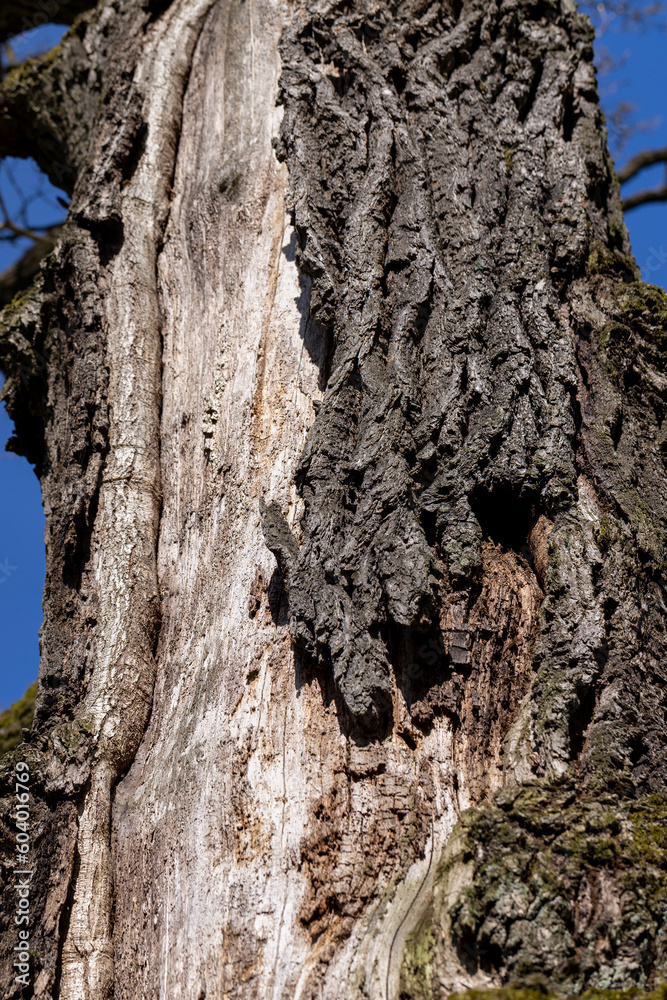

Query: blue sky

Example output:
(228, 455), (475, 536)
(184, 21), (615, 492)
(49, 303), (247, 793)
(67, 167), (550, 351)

(1, 12), (667, 709)
(0, 24), (69, 708)
(0, 405), (45, 707)
(597, 9), (667, 282)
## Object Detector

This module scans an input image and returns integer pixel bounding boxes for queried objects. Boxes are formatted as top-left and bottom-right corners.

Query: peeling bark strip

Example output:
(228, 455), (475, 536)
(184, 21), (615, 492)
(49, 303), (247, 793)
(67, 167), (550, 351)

(0, 0), (666, 998)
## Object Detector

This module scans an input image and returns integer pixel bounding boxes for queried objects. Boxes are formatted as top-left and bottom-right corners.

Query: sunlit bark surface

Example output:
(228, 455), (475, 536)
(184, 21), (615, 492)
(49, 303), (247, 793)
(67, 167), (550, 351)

(0, 1), (666, 999)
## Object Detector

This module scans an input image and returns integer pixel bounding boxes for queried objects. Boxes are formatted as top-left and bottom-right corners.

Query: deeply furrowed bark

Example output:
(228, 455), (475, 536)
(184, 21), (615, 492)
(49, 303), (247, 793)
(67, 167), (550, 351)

(0, 1), (666, 999)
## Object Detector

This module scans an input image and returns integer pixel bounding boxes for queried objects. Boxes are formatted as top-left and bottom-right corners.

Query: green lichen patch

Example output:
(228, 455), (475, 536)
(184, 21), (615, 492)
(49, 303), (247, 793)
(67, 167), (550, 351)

(50, 715), (96, 756)
(450, 990), (556, 1000)
(587, 243), (638, 283)
(0, 680), (37, 756)
(401, 914), (436, 1000)
(602, 283), (667, 378)
(410, 780), (667, 998)
(449, 987), (667, 1000)
(585, 260), (667, 415)
(583, 246), (667, 482)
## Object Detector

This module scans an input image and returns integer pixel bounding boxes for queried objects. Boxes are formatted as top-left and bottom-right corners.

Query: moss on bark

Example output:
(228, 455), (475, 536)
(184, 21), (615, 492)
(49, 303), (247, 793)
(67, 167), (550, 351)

(401, 780), (667, 998)
(448, 988), (667, 1000)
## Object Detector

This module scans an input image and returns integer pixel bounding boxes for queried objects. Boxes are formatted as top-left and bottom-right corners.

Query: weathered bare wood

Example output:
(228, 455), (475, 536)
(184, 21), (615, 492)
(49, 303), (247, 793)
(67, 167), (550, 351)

(57, 2), (220, 997)
(0, 1), (666, 999)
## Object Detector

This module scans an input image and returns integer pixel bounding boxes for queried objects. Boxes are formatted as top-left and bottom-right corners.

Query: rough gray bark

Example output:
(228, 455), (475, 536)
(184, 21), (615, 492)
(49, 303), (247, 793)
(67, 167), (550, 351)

(269, 0), (667, 782)
(0, 1), (666, 999)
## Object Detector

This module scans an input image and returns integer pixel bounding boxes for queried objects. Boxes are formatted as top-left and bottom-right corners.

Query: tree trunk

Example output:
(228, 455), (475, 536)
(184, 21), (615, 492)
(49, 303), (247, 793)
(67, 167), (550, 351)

(1, 1), (666, 998)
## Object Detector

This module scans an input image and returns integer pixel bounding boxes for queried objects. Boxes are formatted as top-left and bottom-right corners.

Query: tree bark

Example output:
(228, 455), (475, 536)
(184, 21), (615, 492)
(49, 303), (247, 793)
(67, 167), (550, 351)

(1, 1), (666, 999)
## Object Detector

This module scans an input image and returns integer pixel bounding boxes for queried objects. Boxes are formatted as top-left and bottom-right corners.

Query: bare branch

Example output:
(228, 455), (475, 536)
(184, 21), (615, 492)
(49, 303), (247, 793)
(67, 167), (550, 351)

(622, 184), (667, 210)
(0, 219), (43, 240)
(0, 226), (59, 305)
(579, 0), (664, 33)
(617, 146), (667, 183)
(0, 219), (62, 240)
